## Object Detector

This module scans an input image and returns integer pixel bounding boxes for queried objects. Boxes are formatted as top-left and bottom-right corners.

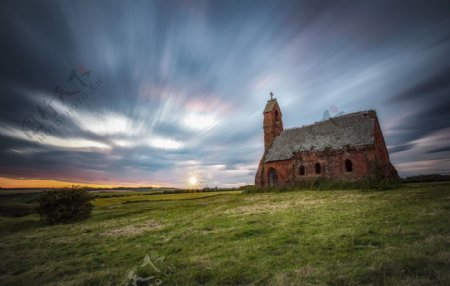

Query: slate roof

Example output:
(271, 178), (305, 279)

(264, 111), (376, 162)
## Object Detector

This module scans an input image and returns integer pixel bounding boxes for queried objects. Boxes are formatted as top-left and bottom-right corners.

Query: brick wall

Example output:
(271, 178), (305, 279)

(263, 106), (283, 151)
(258, 146), (377, 187)
(255, 109), (398, 187)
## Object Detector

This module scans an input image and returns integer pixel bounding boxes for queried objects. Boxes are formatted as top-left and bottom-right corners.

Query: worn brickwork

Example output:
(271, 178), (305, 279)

(259, 147), (375, 187)
(255, 97), (398, 188)
(263, 99), (283, 151)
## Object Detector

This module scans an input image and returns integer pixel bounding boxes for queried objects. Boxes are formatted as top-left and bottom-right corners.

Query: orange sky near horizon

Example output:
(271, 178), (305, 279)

(0, 177), (161, 189)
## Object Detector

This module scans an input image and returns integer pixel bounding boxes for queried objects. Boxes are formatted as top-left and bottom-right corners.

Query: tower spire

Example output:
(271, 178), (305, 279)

(262, 94), (283, 151)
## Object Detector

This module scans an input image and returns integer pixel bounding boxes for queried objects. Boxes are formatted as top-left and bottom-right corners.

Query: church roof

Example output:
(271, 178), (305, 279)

(264, 110), (376, 162)
(263, 99), (278, 113)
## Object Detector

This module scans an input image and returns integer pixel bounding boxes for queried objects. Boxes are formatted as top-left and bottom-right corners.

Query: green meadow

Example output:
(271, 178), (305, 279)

(0, 182), (449, 285)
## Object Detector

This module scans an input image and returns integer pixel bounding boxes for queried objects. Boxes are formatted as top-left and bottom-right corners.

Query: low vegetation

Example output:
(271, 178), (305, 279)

(36, 187), (94, 224)
(244, 177), (402, 193)
(0, 182), (449, 285)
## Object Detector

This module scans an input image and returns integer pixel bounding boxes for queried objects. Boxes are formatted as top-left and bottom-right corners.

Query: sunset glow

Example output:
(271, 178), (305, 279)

(187, 175), (200, 190)
(0, 177), (116, 189)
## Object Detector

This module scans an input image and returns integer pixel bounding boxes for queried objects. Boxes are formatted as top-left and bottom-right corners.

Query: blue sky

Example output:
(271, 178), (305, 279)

(0, 0), (449, 187)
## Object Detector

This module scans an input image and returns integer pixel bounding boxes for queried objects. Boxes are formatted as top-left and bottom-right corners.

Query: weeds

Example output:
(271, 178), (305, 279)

(244, 177), (402, 193)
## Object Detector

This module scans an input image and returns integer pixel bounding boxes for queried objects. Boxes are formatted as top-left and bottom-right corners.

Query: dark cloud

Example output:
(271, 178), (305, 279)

(428, 146), (450, 154)
(1, 0), (450, 186)
(389, 67), (450, 103)
(388, 144), (415, 154)
(391, 99), (450, 145)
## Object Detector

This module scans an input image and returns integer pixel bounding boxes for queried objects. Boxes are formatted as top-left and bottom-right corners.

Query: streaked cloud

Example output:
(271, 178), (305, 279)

(149, 138), (185, 150)
(0, 0), (449, 187)
(0, 125), (110, 150)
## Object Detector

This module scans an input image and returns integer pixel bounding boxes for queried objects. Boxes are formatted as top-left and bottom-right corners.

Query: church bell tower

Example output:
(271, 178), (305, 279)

(263, 92), (283, 152)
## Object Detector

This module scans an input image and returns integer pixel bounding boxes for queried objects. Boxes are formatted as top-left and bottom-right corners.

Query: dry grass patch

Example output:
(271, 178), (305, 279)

(224, 202), (292, 215)
(294, 265), (315, 277)
(190, 255), (215, 270)
(425, 234), (450, 243)
(225, 199), (325, 215)
(437, 251), (450, 262)
(200, 226), (236, 235)
(101, 220), (162, 236)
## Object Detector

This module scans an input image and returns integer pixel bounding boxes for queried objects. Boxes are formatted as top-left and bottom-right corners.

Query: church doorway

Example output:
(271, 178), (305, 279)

(269, 168), (278, 187)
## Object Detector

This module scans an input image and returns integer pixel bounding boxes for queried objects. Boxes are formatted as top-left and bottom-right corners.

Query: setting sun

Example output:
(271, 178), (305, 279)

(189, 176), (198, 186)
(187, 174), (200, 190)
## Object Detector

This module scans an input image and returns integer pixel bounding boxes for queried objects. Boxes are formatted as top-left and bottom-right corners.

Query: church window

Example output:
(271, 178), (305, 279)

(299, 165), (305, 176)
(345, 159), (353, 172)
(315, 163), (321, 174)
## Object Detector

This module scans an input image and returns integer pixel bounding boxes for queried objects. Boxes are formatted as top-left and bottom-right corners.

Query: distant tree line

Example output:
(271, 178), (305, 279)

(402, 174), (450, 183)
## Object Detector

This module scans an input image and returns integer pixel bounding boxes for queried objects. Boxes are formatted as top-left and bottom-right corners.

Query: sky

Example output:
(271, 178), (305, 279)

(0, 0), (449, 188)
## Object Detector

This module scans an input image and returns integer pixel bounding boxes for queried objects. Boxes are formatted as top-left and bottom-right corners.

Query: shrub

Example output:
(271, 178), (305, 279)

(36, 187), (94, 224)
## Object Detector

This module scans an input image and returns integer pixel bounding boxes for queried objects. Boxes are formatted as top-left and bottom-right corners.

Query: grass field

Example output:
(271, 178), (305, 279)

(0, 182), (449, 285)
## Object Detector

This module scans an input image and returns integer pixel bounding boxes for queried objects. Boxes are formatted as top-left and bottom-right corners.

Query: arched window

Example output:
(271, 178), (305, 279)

(345, 159), (353, 172)
(315, 163), (321, 175)
(268, 168), (278, 187)
(299, 165), (305, 176)
(274, 110), (280, 122)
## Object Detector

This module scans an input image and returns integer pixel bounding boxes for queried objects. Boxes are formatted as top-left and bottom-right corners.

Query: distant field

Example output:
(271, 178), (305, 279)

(0, 189), (241, 216)
(0, 182), (449, 285)
(93, 191), (242, 207)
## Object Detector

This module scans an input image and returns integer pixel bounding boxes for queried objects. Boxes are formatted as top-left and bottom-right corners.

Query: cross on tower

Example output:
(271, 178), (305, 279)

(270, 92), (273, 100)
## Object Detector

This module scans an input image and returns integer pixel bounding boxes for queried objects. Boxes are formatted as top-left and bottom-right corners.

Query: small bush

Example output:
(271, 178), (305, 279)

(36, 187), (94, 224)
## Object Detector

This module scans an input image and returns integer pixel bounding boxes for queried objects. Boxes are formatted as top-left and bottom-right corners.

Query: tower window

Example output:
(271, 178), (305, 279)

(345, 159), (353, 172)
(274, 110), (280, 122)
(299, 165), (305, 176)
(315, 163), (321, 175)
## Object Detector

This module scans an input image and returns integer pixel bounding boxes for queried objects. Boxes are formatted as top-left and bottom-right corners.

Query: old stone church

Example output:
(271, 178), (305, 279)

(255, 95), (398, 187)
